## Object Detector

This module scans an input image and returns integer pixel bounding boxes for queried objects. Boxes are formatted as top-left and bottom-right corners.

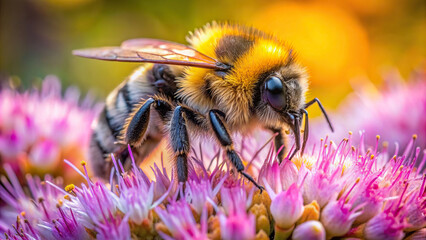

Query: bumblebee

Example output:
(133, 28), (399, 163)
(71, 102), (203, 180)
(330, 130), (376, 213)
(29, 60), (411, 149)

(73, 22), (333, 188)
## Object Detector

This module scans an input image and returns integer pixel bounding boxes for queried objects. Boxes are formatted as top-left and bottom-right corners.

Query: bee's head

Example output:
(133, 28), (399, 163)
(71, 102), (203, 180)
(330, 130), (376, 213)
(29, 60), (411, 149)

(255, 63), (308, 127)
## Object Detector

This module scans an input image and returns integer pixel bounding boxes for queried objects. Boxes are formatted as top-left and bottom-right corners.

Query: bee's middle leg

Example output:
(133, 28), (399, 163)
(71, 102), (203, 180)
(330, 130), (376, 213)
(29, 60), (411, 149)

(124, 97), (192, 183)
(209, 110), (264, 191)
(169, 106), (191, 183)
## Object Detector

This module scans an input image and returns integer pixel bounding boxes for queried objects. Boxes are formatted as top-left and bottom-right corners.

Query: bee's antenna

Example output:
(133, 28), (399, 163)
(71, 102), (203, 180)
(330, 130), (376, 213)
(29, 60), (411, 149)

(304, 98), (334, 132)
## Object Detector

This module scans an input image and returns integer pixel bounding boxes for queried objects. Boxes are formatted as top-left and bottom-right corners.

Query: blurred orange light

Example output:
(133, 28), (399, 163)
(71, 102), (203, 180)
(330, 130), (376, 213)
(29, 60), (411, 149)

(254, 2), (370, 110)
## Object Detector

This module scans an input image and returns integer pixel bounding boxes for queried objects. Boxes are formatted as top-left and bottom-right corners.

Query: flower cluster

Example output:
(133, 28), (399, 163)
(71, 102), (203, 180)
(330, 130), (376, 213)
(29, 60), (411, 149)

(1, 130), (424, 240)
(0, 70), (425, 240)
(311, 69), (426, 153)
(0, 76), (101, 181)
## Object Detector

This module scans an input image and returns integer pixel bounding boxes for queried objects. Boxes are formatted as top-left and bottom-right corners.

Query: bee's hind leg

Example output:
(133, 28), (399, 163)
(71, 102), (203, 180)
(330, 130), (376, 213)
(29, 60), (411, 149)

(208, 110), (264, 192)
(124, 97), (172, 146)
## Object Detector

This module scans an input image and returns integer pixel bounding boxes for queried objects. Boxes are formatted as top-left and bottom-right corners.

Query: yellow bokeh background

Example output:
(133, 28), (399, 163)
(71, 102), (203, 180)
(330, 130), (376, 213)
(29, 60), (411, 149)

(1, 0), (425, 116)
(254, 2), (371, 109)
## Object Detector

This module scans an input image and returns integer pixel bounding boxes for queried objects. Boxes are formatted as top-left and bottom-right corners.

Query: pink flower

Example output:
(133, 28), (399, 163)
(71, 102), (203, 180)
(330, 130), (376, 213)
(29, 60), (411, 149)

(219, 179), (257, 240)
(220, 180), (255, 215)
(0, 76), (101, 180)
(0, 164), (89, 239)
(0, 165), (63, 230)
(402, 175), (426, 231)
(156, 200), (208, 240)
(185, 160), (227, 215)
(95, 214), (131, 240)
(37, 206), (90, 240)
(0, 85), (424, 240)
(350, 177), (384, 225)
(29, 140), (60, 169)
(364, 183), (409, 240)
(364, 212), (406, 240)
(265, 183), (304, 229)
(302, 168), (341, 207)
(111, 152), (174, 225)
(259, 157), (299, 193)
(320, 200), (362, 237)
(300, 142), (343, 207)
(311, 69), (426, 153)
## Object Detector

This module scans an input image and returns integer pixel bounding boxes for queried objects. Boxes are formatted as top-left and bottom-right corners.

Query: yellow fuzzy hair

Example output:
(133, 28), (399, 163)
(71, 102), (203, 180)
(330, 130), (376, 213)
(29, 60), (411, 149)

(177, 22), (297, 128)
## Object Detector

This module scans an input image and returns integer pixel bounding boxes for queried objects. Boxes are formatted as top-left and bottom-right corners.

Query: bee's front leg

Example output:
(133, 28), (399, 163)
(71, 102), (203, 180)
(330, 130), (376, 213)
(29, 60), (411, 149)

(268, 127), (287, 163)
(300, 109), (309, 156)
(208, 110), (264, 192)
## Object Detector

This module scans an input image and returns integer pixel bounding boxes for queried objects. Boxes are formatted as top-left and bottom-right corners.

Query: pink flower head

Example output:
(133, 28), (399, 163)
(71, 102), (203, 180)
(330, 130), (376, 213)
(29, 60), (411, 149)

(0, 165), (63, 231)
(184, 159), (227, 215)
(95, 214), (131, 240)
(110, 151), (173, 224)
(259, 154), (299, 193)
(219, 178), (256, 240)
(350, 176), (385, 225)
(0, 76), (101, 179)
(302, 169), (341, 207)
(311, 69), (426, 153)
(29, 139), (60, 169)
(44, 161), (119, 232)
(402, 174), (426, 231)
(156, 200), (208, 240)
(0, 164), (89, 239)
(220, 179), (255, 215)
(66, 181), (118, 227)
(150, 157), (174, 200)
(265, 182), (304, 229)
(364, 182), (410, 240)
(364, 211), (406, 240)
(37, 206), (90, 240)
(301, 141), (343, 207)
(112, 153), (173, 225)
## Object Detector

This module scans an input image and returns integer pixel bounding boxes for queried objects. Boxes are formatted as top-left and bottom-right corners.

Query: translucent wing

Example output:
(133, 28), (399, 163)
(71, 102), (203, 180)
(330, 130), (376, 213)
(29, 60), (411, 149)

(73, 38), (226, 70)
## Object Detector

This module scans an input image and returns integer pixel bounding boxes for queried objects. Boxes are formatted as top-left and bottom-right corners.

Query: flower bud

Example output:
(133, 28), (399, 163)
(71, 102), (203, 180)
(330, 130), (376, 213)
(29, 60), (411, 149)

(320, 200), (361, 237)
(404, 200), (426, 231)
(352, 193), (382, 225)
(270, 184), (304, 229)
(364, 212), (405, 240)
(292, 221), (326, 240)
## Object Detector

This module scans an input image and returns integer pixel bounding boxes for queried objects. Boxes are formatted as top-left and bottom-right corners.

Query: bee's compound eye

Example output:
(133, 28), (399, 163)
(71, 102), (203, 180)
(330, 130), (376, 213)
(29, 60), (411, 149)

(265, 76), (287, 110)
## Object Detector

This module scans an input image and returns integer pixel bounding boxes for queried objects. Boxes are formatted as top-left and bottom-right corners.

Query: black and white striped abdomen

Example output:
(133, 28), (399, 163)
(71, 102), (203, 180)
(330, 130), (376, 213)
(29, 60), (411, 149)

(89, 64), (166, 178)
